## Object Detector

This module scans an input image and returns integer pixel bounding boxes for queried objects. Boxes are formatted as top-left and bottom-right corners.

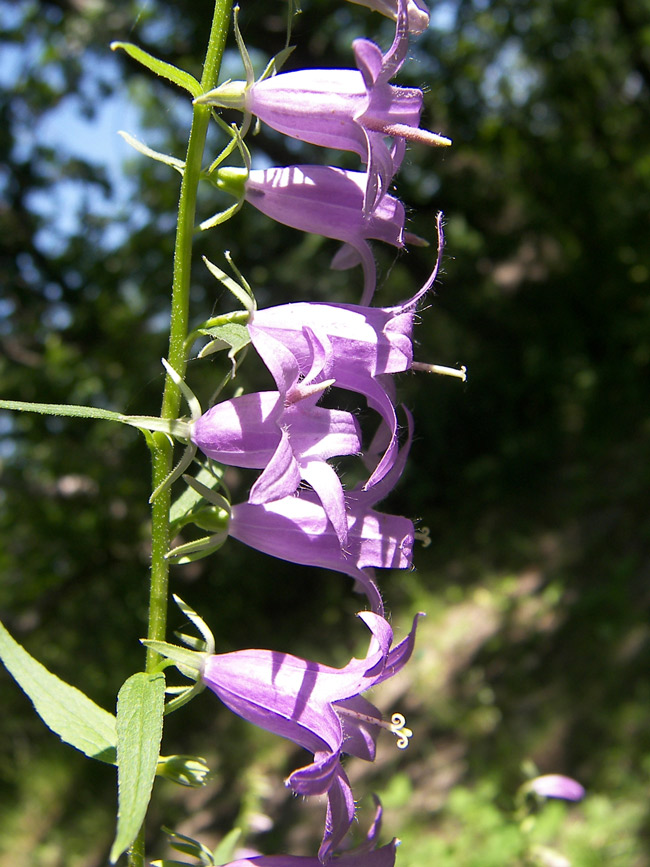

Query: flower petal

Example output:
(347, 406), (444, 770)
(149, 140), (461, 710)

(249, 427), (302, 504)
(300, 459), (349, 547)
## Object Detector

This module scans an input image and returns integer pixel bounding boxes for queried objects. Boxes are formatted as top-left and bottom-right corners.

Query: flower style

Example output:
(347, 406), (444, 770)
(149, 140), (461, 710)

(215, 164), (406, 304)
(228, 409), (415, 615)
(196, 0), (450, 213)
(250, 223), (442, 489)
(216, 798), (397, 867)
(191, 326), (360, 546)
(200, 611), (421, 861)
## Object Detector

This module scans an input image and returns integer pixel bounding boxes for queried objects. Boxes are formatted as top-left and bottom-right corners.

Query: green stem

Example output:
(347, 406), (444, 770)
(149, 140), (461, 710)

(130, 3), (234, 866)
(147, 0), (234, 669)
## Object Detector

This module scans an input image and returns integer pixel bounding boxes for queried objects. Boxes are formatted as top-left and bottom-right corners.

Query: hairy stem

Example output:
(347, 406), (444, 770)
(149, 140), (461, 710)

(147, 0), (234, 669)
(130, 3), (234, 866)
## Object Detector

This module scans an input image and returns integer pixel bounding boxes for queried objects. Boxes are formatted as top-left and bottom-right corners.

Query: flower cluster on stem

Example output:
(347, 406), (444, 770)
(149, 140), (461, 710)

(158, 0), (452, 862)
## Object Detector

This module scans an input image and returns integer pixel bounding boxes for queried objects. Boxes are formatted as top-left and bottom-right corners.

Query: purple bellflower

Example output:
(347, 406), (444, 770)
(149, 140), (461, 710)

(228, 409), (415, 615)
(192, 326), (360, 547)
(250, 225), (442, 489)
(528, 774), (585, 802)
(196, 0), (450, 213)
(216, 799), (397, 867)
(216, 164), (406, 304)
(201, 611), (421, 861)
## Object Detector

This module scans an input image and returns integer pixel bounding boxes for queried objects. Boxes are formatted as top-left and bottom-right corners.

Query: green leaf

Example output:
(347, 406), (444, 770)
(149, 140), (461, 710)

(0, 619), (117, 762)
(0, 399), (193, 442)
(110, 672), (166, 863)
(110, 42), (202, 98)
(0, 399), (124, 422)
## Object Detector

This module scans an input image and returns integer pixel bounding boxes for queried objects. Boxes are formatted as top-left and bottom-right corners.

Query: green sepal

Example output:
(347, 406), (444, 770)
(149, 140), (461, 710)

(150, 862), (195, 867)
(111, 41), (202, 98)
(166, 827), (215, 860)
(110, 671), (166, 863)
(197, 321), (251, 361)
(170, 465), (226, 529)
(199, 199), (245, 231)
(260, 44), (295, 80)
(202, 255), (256, 314)
(172, 595), (215, 654)
(212, 828), (242, 865)
(156, 754), (210, 788)
(119, 130), (185, 175)
(0, 619), (117, 763)
(166, 533), (228, 563)
(191, 504), (230, 533)
(207, 165), (248, 199)
(193, 79), (247, 108)
(141, 640), (206, 674)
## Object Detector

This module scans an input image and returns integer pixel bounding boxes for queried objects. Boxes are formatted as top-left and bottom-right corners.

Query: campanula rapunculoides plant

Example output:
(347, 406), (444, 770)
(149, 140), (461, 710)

(0, 0), (585, 864)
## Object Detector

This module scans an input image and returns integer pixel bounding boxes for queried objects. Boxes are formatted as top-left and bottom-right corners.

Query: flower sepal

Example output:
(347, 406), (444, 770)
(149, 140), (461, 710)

(196, 79), (248, 109)
(142, 640), (207, 678)
(156, 754), (211, 787)
(152, 827), (225, 866)
(143, 595), (216, 681)
(207, 165), (248, 199)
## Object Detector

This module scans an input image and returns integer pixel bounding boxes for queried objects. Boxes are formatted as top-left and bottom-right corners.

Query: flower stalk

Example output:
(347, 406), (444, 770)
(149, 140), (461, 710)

(146, 0), (234, 673)
(135, 2), (234, 866)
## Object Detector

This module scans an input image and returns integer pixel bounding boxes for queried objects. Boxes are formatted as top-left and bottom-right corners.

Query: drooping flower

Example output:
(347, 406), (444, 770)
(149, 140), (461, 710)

(214, 164), (406, 304)
(215, 798), (397, 867)
(196, 2), (450, 213)
(228, 408), (415, 615)
(345, 0), (430, 35)
(527, 774), (585, 802)
(250, 220), (442, 488)
(200, 611), (421, 861)
(191, 326), (360, 546)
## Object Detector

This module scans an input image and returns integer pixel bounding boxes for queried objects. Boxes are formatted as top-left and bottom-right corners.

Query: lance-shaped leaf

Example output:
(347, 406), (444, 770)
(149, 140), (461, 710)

(111, 42), (202, 98)
(0, 619), (116, 762)
(110, 672), (166, 863)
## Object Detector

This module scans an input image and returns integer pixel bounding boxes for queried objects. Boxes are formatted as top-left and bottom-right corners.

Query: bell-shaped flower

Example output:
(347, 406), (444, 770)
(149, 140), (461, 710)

(215, 164), (406, 304)
(527, 774), (585, 802)
(229, 410), (415, 615)
(196, 1), (450, 213)
(191, 327), (360, 546)
(250, 232), (442, 489)
(345, 0), (430, 35)
(200, 610), (421, 861)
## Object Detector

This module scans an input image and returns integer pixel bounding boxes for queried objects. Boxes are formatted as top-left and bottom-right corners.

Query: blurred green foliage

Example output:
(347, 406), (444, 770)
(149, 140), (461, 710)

(1, 0), (650, 864)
